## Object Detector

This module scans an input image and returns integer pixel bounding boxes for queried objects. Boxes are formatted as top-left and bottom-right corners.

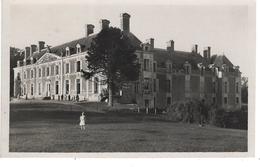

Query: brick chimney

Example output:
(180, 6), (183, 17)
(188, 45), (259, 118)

(167, 40), (174, 52)
(120, 13), (131, 32)
(25, 46), (30, 60)
(31, 44), (37, 56)
(38, 41), (45, 52)
(192, 44), (198, 53)
(149, 38), (154, 49)
(85, 24), (95, 37)
(203, 46), (211, 59)
(100, 19), (110, 30)
(207, 46), (211, 58)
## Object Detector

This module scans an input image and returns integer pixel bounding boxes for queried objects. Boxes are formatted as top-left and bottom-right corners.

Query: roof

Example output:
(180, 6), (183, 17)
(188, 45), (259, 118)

(27, 31), (142, 61)
(152, 48), (203, 69)
(210, 55), (234, 68)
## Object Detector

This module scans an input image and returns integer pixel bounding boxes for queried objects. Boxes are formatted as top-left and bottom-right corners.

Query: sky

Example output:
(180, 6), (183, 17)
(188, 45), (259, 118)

(9, 2), (252, 77)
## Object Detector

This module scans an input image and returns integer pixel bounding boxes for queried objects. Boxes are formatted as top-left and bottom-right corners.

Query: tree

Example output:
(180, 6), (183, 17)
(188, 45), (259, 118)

(241, 76), (248, 104)
(82, 27), (140, 106)
(15, 73), (22, 98)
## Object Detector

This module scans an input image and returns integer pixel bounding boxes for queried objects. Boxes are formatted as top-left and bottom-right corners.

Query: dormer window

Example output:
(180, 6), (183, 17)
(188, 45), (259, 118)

(76, 44), (81, 54)
(66, 47), (70, 56)
(184, 61), (191, 75)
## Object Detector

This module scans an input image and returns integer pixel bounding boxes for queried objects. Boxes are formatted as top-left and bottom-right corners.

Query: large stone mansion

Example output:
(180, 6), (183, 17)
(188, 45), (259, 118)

(13, 13), (242, 110)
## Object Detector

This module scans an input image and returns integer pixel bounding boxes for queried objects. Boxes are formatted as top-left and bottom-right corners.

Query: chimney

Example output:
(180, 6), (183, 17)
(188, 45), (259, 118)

(31, 44), (37, 56)
(100, 19), (110, 30)
(192, 44), (198, 53)
(120, 13), (131, 32)
(85, 24), (95, 37)
(38, 41), (45, 52)
(167, 40), (174, 52)
(25, 46), (30, 60)
(149, 38), (154, 49)
(207, 46), (211, 58)
(203, 49), (208, 59)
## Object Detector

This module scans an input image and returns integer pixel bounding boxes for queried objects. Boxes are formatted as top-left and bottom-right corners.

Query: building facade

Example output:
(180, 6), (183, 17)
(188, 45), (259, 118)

(13, 13), (241, 110)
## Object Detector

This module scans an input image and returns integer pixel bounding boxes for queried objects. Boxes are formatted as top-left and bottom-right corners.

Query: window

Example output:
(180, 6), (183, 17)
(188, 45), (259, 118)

(38, 83), (41, 95)
(134, 82), (139, 93)
(66, 63), (69, 74)
(168, 64), (172, 72)
(166, 79), (171, 92)
(94, 77), (99, 94)
(212, 81), (216, 93)
(76, 79), (81, 94)
(24, 85), (26, 95)
(185, 66), (190, 75)
(55, 81), (59, 95)
(42, 67), (45, 77)
(236, 97), (239, 104)
(167, 97), (171, 105)
(144, 59), (149, 71)
(66, 47), (70, 56)
(153, 79), (156, 92)
(143, 78), (150, 90)
(38, 68), (41, 77)
(56, 65), (59, 75)
(31, 84), (34, 96)
(88, 78), (92, 92)
(224, 97), (228, 104)
(77, 45), (81, 53)
(65, 80), (69, 94)
(31, 70), (34, 78)
(46, 67), (50, 76)
(76, 61), (81, 72)
(224, 81), (228, 93)
(236, 82), (239, 93)
(212, 97), (216, 104)
(153, 63), (156, 72)
(24, 71), (26, 79)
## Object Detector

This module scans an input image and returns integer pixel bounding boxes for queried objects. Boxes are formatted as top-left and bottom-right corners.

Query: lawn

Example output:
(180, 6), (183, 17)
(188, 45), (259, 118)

(9, 100), (248, 152)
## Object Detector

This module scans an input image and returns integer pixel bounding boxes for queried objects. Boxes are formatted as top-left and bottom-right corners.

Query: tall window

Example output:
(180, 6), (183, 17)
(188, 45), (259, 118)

(56, 65), (59, 75)
(31, 84), (34, 96)
(55, 81), (59, 95)
(77, 45), (81, 53)
(144, 59), (149, 71)
(38, 83), (41, 95)
(94, 77), (99, 94)
(236, 97), (239, 104)
(76, 61), (81, 72)
(134, 82), (139, 93)
(185, 66), (190, 75)
(38, 68), (41, 77)
(153, 63), (156, 72)
(66, 63), (69, 74)
(166, 79), (171, 92)
(42, 67), (45, 77)
(88, 78), (92, 92)
(224, 97), (228, 104)
(31, 70), (34, 78)
(153, 79), (156, 92)
(46, 67), (50, 76)
(76, 79), (81, 94)
(236, 82), (239, 93)
(65, 80), (69, 94)
(24, 71), (26, 79)
(224, 81), (228, 93)
(66, 47), (70, 56)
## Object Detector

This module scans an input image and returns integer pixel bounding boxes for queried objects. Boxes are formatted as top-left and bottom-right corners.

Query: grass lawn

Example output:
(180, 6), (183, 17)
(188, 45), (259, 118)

(9, 100), (247, 152)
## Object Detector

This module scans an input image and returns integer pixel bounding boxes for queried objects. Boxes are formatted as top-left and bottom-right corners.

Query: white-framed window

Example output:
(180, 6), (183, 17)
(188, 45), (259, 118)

(144, 59), (149, 71)
(66, 47), (70, 56)
(38, 83), (41, 95)
(31, 83), (34, 96)
(46, 67), (50, 76)
(76, 79), (81, 94)
(76, 60), (81, 72)
(38, 68), (41, 78)
(76, 44), (81, 53)
(31, 70), (34, 78)
(55, 65), (59, 75)
(55, 81), (59, 95)
(65, 63), (70, 74)
(65, 80), (70, 94)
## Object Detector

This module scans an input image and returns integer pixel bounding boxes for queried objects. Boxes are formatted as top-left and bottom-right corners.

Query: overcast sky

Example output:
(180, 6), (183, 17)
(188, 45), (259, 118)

(9, 2), (252, 77)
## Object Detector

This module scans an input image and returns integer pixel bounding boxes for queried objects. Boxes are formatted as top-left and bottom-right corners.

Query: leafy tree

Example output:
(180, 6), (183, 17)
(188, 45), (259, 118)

(82, 27), (139, 106)
(15, 73), (22, 98)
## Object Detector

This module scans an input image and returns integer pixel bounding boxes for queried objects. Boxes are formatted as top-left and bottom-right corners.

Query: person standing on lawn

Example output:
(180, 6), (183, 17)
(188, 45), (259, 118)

(79, 112), (86, 130)
(199, 99), (207, 127)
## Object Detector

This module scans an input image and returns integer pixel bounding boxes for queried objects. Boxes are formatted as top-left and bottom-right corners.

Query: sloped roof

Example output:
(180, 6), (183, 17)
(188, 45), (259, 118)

(152, 48), (203, 69)
(210, 55), (234, 68)
(28, 31), (142, 61)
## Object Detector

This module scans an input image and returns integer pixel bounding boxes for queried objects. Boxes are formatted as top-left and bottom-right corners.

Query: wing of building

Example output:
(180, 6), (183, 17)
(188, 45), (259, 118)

(13, 13), (241, 110)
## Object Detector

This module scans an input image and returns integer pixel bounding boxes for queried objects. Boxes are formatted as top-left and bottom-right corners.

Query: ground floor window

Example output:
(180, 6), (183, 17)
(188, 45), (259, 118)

(145, 99), (149, 108)
(38, 83), (41, 95)
(55, 81), (59, 95)
(76, 79), (80, 94)
(65, 80), (69, 94)
(167, 97), (171, 106)
(88, 78), (92, 93)
(31, 84), (34, 96)
(94, 77), (99, 94)
(24, 85), (26, 95)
